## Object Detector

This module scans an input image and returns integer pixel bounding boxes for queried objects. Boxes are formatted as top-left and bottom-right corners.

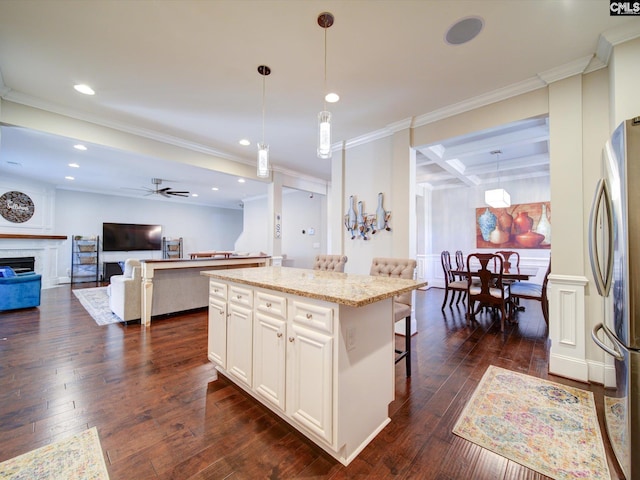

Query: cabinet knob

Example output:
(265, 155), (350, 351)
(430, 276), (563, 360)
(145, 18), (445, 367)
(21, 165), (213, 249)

(288, 336), (295, 342)
(214, 288), (218, 293)
(236, 295), (242, 300)
(266, 302), (272, 308)
(277, 332), (283, 338)
(219, 309), (224, 315)
(306, 313), (313, 319)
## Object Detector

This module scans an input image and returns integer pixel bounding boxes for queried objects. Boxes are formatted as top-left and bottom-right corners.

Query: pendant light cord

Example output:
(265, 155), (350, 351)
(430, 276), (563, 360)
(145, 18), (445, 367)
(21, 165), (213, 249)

(262, 73), (266, 145)
(323, 24), (328, 111)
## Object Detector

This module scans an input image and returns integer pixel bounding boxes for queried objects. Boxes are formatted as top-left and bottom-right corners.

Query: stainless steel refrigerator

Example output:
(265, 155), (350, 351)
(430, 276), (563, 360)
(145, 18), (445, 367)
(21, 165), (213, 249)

(590, 116), (640, 480)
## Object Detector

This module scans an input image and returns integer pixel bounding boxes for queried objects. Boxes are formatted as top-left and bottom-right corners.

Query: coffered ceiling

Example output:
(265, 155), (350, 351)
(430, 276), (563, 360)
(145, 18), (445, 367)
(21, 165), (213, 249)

(0, 1), (637, 207)
(416, 116), (550, 190)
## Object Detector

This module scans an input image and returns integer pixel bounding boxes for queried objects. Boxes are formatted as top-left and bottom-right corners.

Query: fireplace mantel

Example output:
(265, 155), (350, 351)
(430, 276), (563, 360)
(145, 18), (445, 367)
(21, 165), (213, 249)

(0, 234), (69, 288)
(0, 234), (68, 240)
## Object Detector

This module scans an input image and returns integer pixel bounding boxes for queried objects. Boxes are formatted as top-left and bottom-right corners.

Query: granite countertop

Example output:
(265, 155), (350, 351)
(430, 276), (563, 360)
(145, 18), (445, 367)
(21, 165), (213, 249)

(201, 266), (428, 307)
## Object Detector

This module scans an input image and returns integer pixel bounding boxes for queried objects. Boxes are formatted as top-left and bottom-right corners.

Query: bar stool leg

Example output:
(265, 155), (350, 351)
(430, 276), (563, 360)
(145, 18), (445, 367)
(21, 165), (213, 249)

(394, 315), (412, 377)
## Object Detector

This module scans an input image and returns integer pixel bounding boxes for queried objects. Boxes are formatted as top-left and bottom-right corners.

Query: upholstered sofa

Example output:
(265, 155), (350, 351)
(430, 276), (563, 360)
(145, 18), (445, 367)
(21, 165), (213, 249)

(0, 267), (42, 311)
(107, 259), (142, 321)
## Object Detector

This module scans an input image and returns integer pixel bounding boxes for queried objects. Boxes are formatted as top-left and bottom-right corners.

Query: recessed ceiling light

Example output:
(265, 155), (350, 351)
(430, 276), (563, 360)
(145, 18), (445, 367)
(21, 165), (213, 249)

(238, 178), (245, 183)
(325, 92), (340, 103)
(444, 16), (484, 46)
(211, 187), (219, 191)
(191, 193), (199, 197)
(74, 144), (87, 151)
(73, 84), (95, 95)
(239, 139), (251, 146)
(65, 176), (75, 180)
(68, 163), (80, 168)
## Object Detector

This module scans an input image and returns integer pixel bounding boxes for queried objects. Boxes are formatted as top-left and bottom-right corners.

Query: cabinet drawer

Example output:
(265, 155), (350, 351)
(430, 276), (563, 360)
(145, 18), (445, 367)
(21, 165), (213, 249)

(255, 291), (286, 318)
(229, 285), (253, 307)
(209, 280), (227, 300)
(290, 300), (333, 334)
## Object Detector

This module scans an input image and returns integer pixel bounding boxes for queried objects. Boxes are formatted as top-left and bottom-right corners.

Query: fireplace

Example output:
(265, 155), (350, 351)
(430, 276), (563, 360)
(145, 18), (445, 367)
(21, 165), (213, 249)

(0, 256), (36, 273)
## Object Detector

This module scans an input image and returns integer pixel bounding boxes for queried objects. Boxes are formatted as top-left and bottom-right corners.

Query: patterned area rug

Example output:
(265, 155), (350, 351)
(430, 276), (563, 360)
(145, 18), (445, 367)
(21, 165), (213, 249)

(0, 427), (110, 479)
(73, 287), (123, 326)
(604, 396), (628, 475)
(453, 365), (611, 480)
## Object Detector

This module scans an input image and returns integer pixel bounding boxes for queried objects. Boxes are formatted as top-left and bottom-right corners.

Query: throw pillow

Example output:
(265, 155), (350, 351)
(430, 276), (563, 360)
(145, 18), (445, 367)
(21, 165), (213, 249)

(0, 266), (16, 278)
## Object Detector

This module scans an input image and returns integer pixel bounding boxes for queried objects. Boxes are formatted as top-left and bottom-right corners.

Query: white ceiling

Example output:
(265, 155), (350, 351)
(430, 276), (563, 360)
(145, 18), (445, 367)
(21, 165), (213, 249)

(0, 1), (637, 207)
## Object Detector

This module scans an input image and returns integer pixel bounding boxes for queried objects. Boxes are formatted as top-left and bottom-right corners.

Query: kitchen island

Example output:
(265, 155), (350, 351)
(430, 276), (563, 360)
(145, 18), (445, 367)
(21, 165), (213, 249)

(202, 266), (427, 466)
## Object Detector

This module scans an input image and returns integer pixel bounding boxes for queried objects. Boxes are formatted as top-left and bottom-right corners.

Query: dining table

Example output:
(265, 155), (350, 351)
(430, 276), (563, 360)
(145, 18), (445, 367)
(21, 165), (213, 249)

(451, 265), (539, 282)
(452, 264), (539, 315)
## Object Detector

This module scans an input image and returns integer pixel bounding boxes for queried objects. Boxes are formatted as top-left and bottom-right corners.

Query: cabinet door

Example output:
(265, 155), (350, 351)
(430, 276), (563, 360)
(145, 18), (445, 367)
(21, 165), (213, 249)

(287, 323), (333, 444)
(208, 298), (227, 368)
(253, 312), (286, 410)
(227, 303), (253, 387)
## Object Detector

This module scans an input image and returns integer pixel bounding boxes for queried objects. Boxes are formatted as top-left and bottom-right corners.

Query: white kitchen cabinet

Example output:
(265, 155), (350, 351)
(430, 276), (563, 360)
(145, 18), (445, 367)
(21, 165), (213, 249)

(208, 298), (227, 368)
(253, 291), (287, 410)
(207, 280), (228, 368)
(226, 285), (253, 388)
(287, 320), (333, 443)
(252, 290), (334, 443)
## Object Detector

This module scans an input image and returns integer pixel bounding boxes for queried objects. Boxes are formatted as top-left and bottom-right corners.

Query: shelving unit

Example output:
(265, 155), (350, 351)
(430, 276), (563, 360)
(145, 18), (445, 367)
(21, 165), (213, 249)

(71, 235), (99, 283)
(162, 237), (183, 259)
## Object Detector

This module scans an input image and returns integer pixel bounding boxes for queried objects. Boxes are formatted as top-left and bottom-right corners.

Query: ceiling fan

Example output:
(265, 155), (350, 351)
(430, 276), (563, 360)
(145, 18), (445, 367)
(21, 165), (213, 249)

(139, 178), (190, 198)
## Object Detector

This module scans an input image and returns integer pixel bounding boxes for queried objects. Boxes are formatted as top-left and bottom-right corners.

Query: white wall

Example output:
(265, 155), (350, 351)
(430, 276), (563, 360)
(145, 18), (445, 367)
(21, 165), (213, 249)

(55, 189), (242, 280)
(281, 189), (326, 269)
(236, 186), (327, 268)
(235, 196), (269, 254)
(430, 175), (551, 256)
(343, 136), (395, 274)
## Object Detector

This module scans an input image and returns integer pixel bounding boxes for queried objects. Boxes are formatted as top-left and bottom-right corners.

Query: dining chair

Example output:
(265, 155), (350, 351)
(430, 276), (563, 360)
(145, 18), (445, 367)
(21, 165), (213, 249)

(510, 259), (551, 325)
(312, 254), (348, 272)
(466, 253), (512, 332)
(370, 257), (416, 377)
(495, 250), (520, 272)
(441, 251), (467, 310)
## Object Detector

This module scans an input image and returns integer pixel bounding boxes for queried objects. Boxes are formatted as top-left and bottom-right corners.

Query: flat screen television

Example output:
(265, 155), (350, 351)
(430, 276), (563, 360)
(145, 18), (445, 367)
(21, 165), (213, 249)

(102, 223), (162, 251)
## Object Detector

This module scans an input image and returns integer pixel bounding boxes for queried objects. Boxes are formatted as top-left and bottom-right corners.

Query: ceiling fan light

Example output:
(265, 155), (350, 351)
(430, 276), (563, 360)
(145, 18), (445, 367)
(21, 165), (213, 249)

(485, 188), (511, 208)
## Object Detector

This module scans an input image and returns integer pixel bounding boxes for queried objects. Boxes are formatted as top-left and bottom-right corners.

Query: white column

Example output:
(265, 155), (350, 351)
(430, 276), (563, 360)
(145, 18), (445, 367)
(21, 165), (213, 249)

(548, 74), (589, 381)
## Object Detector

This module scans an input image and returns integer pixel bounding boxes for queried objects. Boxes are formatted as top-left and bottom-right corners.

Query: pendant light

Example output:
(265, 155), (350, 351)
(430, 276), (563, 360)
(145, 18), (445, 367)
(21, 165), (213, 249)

(484, 150), (511, 208)
(317, 12), (334, 159)
(257, 65), (271, 178)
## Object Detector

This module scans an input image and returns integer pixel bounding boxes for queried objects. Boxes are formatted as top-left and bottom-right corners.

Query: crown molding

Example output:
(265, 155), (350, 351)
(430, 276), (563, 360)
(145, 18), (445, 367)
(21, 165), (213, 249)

(413, 76), (545, 129)
(596, 22), (640, 67)
(537, 55), (593, 85)
(342, 117), (414, 150)
(271, 164), (328, 188)
(387, 117), (414, 133)
(344, 126), (394, 150)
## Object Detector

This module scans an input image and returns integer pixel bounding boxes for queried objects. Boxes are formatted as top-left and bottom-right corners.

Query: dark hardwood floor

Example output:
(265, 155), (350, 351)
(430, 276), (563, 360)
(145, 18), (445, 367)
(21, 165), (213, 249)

(0, 284), (624, 479)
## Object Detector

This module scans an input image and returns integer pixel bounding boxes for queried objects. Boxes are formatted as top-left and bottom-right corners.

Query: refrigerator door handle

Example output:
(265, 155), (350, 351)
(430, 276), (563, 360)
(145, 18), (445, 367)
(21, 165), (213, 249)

(591, 322), (624, 360)
(588, 178), (614, 296)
